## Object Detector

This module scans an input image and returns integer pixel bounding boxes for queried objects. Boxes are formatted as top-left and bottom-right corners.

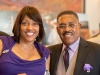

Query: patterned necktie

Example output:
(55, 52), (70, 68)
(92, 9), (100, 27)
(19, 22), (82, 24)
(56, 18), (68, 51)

(63, 46), (69, 71)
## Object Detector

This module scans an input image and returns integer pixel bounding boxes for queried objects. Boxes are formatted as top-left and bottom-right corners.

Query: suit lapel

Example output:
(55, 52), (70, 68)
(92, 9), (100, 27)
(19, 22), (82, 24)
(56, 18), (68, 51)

(74, 38), (89, 75)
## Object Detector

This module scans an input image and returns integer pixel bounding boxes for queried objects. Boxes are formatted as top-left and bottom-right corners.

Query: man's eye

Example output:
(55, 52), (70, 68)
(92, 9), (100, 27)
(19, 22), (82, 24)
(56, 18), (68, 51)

(69, 23), (76, 27)
(59, 24), (66, 28)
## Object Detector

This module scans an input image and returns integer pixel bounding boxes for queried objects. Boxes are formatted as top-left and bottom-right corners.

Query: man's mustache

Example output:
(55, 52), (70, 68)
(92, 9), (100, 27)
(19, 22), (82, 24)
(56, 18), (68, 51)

(63, 31), (73, 36)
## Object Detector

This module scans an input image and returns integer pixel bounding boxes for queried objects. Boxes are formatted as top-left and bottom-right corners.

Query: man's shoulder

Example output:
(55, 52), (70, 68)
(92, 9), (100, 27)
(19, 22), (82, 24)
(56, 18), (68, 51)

(47, 43), (62, 52)
(84, 41), (100, 57)
(86, 40), (100, 46)
(80, 37), (100, 46)
(79, 38), (100, 52)
(86, 40), (100, 50)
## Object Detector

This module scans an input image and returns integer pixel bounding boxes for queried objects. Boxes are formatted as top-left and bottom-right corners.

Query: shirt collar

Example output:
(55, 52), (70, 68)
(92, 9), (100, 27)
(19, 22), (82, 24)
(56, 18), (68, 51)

(62, 37), (80, 52)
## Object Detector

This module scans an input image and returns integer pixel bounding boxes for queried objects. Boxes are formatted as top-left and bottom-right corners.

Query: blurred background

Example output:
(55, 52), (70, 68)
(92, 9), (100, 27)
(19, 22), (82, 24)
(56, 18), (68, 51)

(0, 0), (100, 45)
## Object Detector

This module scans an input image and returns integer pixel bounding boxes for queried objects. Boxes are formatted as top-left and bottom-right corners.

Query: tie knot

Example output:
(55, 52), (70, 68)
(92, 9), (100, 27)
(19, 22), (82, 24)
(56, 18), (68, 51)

(64, 46), (70, 51)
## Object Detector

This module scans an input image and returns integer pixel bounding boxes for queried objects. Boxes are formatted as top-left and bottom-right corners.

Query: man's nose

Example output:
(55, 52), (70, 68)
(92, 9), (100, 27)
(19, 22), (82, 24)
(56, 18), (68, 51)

(65, 25), (71, 31)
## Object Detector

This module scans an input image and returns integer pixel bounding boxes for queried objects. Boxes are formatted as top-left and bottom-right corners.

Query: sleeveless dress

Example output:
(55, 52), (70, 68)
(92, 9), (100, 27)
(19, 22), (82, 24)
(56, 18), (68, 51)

(0, 36), (50, 75)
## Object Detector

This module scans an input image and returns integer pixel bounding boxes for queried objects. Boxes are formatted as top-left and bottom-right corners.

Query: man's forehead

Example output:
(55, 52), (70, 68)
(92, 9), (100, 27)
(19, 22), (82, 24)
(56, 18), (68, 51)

(58, 14), (76, 19)
(58, 14), (78, 23)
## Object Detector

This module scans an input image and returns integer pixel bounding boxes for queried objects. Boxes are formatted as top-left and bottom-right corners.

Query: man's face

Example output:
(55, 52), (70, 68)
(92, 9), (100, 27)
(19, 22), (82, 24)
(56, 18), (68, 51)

(57, 14), (81, 45)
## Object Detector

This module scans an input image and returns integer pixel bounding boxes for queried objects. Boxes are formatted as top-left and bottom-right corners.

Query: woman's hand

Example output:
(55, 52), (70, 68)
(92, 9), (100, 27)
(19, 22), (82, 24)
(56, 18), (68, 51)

(17, 73), (27, 75)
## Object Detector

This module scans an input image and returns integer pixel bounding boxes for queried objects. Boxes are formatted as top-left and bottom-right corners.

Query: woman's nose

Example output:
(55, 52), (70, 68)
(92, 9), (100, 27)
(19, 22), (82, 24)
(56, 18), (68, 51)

(27, 24), (33, 30)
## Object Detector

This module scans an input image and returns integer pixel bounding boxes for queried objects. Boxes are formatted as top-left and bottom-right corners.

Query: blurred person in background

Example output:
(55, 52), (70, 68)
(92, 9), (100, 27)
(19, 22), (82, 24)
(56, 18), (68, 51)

(0, 31), (9, 36)
(47, 18), (62, 45)
(87, 23), (100, 44)
(42, 16), (52, 45)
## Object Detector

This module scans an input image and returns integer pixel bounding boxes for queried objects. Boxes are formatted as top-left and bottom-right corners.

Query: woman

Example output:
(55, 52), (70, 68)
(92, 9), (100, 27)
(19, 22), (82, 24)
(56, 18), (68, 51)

(0, 6), (50, 75)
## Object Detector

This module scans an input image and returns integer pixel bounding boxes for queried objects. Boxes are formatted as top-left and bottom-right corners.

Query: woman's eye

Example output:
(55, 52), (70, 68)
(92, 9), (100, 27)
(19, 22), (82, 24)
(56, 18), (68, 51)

(33, 22), (39, 26)
(21, 22), (28, 25)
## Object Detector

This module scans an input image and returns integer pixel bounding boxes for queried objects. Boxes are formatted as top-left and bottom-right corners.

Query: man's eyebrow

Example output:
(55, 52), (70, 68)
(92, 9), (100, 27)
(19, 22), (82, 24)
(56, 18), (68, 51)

(59, 23), (66, 24)
(69, 22), (74, 23)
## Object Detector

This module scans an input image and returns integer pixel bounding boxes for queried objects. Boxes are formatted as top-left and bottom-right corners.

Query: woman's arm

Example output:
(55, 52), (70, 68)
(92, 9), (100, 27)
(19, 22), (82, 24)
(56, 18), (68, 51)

(46, 55), (50, 70)
(0, 39), (3, 56)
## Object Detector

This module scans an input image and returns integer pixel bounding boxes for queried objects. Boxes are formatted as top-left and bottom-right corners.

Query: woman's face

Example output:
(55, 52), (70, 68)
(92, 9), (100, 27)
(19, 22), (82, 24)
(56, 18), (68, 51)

(20, 15), (39, 42)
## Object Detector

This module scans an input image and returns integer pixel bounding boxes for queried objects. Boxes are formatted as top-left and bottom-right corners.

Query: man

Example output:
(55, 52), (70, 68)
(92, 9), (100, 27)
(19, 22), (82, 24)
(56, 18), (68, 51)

(48, 10), (100, 75)
(0, 31), (9, 36)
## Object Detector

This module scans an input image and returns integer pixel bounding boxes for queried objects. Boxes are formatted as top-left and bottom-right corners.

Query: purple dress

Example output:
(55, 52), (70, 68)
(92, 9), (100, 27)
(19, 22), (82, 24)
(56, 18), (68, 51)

(0, 36), (50, 75)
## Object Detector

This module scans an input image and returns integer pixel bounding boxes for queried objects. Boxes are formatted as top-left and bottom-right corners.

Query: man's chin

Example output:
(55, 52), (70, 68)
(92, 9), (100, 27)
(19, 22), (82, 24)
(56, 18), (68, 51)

(63, 41), (73, 45)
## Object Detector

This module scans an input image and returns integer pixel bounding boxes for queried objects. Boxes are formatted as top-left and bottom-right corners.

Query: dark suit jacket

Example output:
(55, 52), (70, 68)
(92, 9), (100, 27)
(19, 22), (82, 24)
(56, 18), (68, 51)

(48, 38), (100, 75)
